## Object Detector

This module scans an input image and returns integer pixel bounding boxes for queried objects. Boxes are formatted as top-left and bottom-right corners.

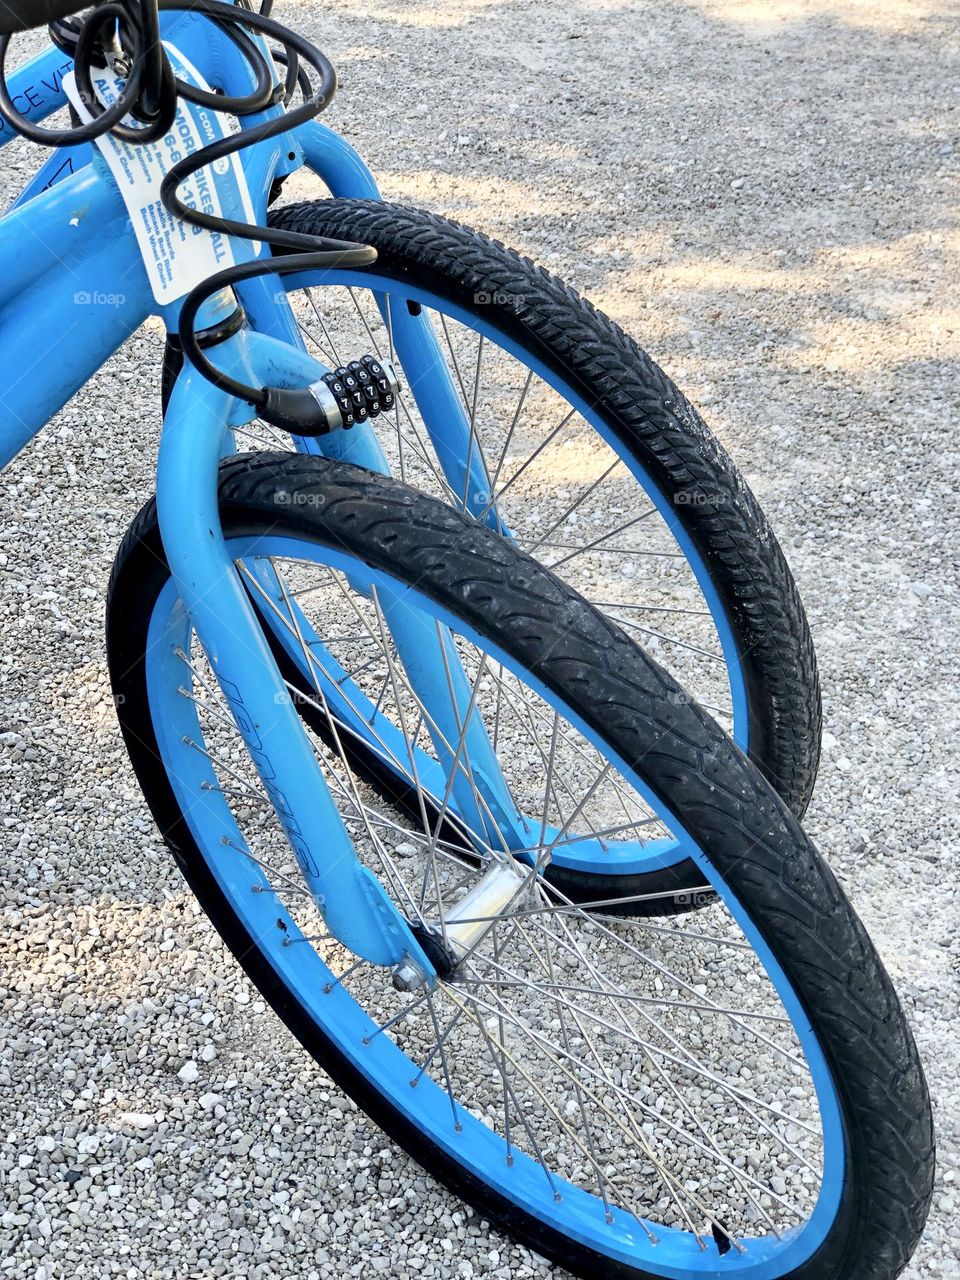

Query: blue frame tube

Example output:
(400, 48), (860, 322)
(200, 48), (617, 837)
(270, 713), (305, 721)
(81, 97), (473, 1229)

(0, 160), (130, 300)
(0, 166), (151, 467)
(233, 121), (525, 836)
(0, 12), (288, 463)
(295, 123), (502, 527)
(0, 45), (73, 153)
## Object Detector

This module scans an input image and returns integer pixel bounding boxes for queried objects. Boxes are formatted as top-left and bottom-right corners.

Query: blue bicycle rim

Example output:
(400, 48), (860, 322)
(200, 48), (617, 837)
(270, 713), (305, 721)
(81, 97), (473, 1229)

(252, 271), (750, 880)
(143, 534), (844, 1278)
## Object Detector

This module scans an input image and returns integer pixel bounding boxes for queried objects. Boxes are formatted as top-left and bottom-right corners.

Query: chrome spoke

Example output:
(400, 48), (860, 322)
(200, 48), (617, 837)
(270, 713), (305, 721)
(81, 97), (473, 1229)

(305, 289), (342, 365)
(534, 542), (685, 559)
(475, 406), (577, 523)
(602, 614), (726, 664)
(542, 506), (660, 572)
(523, 455), (624, 556)
(461, 332), (483, 511)
(595, 600), (713, 618)
(486, 366), (533, 509)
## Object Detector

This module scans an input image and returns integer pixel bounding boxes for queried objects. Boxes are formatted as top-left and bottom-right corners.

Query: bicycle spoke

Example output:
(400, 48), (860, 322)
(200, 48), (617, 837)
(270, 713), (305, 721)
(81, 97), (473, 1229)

(542, 506), (660, 572)
(305, 289), (342, 365)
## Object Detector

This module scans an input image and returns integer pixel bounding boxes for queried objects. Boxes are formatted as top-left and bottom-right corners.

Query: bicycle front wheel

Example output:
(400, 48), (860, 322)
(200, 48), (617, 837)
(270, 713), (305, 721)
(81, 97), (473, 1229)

(108, 454), (932, 1280)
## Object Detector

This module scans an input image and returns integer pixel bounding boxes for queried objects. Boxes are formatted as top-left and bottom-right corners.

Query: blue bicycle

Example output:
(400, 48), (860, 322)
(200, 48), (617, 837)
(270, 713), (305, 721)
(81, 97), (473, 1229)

(0, 4), (932, 1278)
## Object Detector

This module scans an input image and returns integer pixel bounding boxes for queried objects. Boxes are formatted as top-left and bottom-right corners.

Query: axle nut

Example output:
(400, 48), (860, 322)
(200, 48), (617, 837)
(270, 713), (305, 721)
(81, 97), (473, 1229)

(391, 959), (427, 992)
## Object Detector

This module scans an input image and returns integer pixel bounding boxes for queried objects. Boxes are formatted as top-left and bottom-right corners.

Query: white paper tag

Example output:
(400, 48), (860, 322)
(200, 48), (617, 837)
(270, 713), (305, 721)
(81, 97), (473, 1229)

(64, 44), (260, 304)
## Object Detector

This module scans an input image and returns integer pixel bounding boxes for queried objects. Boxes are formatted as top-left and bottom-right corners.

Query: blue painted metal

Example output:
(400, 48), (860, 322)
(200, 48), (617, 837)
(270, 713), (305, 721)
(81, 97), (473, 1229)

(0, 165), (151, 468)
(295, 121), (383, 200)
(0, 45), (74, 154)
(0, 12), (286, 465)
(156, 331), (434, 975)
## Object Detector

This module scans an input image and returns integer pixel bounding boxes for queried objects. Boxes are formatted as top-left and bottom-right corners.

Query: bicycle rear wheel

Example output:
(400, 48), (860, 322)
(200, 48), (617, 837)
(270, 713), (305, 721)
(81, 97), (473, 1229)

(263, 198), (821, 817)
(232, 198), (821, 910)
(108, 454), (932, 1280)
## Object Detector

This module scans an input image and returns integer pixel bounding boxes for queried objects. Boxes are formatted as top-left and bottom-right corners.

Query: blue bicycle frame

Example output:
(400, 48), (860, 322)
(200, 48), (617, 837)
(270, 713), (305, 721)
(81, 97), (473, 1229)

(0, 12), (519, 977)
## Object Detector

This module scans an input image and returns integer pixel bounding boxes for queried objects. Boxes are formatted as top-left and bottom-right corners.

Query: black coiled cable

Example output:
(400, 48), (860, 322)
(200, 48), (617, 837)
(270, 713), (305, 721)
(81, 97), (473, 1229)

(0, 0), (377, 425)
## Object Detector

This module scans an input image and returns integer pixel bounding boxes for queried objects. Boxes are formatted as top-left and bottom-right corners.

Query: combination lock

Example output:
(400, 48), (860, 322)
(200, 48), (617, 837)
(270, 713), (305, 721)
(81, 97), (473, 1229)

(260, 354), (401, 436)
(321, 354), (399, 429)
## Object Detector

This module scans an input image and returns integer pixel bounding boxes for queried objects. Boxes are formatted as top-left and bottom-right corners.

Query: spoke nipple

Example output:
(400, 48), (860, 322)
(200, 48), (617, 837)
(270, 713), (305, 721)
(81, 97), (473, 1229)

(553, 1192), (562, 1203)
(409, 1079), (418, 1088)
(251, 885), (263, 894)
(605, 1212), (614, 1225)
(454, 1123), (463, 1133)
(322, 983), (333, 994)
(361, 1036), (371, 1046)
(505, 1155), (514, 1167)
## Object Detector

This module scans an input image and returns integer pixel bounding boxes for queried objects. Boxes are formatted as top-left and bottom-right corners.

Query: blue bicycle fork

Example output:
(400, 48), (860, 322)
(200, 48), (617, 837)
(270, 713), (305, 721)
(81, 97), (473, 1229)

(157, 327), (438, 975)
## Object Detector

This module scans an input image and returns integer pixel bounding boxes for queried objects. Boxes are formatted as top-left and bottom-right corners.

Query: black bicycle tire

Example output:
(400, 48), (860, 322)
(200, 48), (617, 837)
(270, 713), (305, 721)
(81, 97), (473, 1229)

(267, 197), (822, 828)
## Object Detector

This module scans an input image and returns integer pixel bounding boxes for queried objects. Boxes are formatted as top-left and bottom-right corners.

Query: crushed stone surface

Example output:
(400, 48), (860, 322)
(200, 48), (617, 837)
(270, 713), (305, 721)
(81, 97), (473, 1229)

(1, 1), (957, 1277)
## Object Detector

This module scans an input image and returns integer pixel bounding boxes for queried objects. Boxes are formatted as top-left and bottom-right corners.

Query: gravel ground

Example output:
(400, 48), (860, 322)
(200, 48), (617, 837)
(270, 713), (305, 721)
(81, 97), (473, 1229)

(1, 1), (958, 1278)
